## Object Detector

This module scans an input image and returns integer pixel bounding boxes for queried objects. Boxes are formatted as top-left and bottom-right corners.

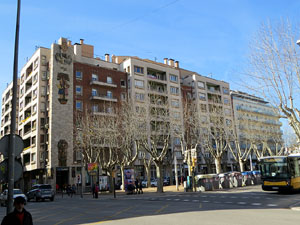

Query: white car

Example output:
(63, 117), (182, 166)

(150, 179), (157, 187)
(0, 189), (27, 206)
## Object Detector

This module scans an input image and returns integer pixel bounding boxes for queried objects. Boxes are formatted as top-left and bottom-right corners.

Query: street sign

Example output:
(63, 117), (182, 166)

(0, 160), (23, 182)
(0, 134), (24, 157)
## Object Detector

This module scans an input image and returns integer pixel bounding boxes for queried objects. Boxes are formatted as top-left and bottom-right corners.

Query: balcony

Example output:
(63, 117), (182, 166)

(92, 111), (117, 116)
(90, 94), (117, 102)
(90, 80), (117, 88)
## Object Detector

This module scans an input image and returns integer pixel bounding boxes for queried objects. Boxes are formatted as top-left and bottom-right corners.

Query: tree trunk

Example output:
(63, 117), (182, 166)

(144, 163), (151, 188)
(239, 159), (245, 172)
(121, 165), (125, 190)
(215, 158), (222, 174)
(108, 168), (114, 193)
(155, 162), (164, 193)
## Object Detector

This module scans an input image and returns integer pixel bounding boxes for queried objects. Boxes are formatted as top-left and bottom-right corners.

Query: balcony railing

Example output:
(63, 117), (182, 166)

(90, 80), (117, 88)
(90, 94), (117, 102)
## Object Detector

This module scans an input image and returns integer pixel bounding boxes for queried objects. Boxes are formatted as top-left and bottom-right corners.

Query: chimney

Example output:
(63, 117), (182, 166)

(115, 57), (119, 64)
(67, 40), (72, 46)
(168, 59), (174, 67)
(80, 39), (84, 45)
(164, 58), (168, 64)
(111, 54), (116, 63)
(175, 61), (179, 68)
(105, 54), (110, 62)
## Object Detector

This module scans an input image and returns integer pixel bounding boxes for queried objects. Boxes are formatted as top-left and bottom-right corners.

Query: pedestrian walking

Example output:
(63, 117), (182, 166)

(92, 183), (95, 198)
(135, 179), (139, 194)
(1, 196), (33, 225)
(138, 179), (143, 194)
(95, 182), (99, 199)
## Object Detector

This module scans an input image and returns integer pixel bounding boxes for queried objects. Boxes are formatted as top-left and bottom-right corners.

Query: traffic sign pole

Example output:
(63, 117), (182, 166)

(7, 0), (21, 214)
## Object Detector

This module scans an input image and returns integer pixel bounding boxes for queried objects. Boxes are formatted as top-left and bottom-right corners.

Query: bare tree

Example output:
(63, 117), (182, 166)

(139, 94), (175, 193)
(243, 19), (300, 143)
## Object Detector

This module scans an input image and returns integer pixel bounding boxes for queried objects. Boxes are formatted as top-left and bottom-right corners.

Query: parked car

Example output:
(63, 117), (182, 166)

(150, 179), (157, 187)
(0, 189), (27, 206)
(141, 180), (148, 188)
(26, 184), (55, 202)
(163, 177), (170, 186)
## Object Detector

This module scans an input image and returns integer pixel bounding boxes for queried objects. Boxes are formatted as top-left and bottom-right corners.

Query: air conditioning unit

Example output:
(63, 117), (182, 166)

(44, 124), (49, 129)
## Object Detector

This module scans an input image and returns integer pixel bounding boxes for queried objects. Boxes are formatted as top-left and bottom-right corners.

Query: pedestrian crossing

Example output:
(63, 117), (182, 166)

(123, 193), (300, 208)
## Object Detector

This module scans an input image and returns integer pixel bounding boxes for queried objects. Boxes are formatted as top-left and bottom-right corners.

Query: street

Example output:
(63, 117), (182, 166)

(0, 186), (299, 225)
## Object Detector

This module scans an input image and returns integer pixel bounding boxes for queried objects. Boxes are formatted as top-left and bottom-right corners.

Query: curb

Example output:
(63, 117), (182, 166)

(289, 202), (300, 211)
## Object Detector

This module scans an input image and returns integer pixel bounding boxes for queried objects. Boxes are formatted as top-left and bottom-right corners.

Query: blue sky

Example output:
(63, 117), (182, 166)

(1, 0), (300, 133)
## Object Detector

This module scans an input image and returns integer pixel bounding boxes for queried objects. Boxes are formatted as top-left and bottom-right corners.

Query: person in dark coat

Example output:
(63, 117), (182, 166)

(1, 196), (33, 225)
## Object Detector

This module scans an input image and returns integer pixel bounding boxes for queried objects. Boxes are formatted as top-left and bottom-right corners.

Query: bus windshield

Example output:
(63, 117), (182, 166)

(260, 158), (288, 179)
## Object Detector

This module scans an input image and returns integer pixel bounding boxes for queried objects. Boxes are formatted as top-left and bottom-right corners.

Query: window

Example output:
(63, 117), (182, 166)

(224, 108), (231, 116)
(42, 71), (47, 80)
(40, 102), (45, 112)
(170, 86), (179, 95)
(174, 137), (181, 145)
(41, 86), (46, 96)
(171, 100), (179, 108)
(41, 55), (47, 65)
(199, 93), (206, 101)
(173, 112), (180, 119)
(135, 80), (144, 88)
(92, 74), (98, 81)
(76, 71), (82, 80)
(107, 91), (113, 98)
(226, 119), (232, 126)
(33, 73), (38, 83)
(21, 74), (25, 83)
(134, 66), (144, 74)
(170, 74), (178, 82)
(31, 153), (36, 163)
(76, 101), (82, 110)
(76, 86), (82, 95)
(107, 76), (112, 84)
(92, 104), (98, 112)
(135, 93), (145, 101)
(92, 89), (97, 97)
(200, 104), (207, 112)
(224, 98), (230, 105)
(201, 116), (207, 123)
(20, 88), (24, 96)
(223, 88), (229, 94)
(20, 101), (23, 109)
(107, 107), (113, 113)
(33, 104), (37, 114)
(34, 57), (39, 69)
(198, 81), (205, 89)
(120, 80), (126, 87)
(121, 93), (126, 100)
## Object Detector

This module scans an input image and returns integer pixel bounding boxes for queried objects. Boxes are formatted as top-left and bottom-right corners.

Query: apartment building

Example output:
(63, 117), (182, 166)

(180, 69), (235, 173)
(115, 56), (184, 178)
(231, 91), (283, 168)
(0, 81), (20, 137)
(13, 38), (128, 191)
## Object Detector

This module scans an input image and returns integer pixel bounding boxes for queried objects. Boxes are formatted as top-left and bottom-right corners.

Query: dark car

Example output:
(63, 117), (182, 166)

(26, 184), (55, 202)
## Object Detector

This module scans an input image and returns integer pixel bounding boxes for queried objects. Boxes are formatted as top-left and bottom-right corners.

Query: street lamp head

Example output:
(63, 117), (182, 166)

(297, 39), (300, 46)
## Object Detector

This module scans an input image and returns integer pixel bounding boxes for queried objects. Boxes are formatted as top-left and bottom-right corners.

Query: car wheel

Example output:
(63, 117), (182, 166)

(50, 197), (54, 201)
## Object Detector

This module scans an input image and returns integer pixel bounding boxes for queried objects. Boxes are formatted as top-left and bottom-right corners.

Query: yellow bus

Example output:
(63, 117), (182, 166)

(259, 154), (300, 192)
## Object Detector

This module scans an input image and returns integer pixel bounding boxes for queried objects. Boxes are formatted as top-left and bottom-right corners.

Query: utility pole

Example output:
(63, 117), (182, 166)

(7, 0), (21, 214)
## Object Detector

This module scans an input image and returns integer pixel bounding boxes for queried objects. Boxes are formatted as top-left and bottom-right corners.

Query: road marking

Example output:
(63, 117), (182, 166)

(166, 199), (171, 201)
(201, 196), (207, 198)
(237, 202), (246, 205)
(220, 196), (225, 198)
(54, 213), (84, 225)
(174, 199), (180, 201)
(155, 204), (169, 214)
(202, 200), (210, 203)
(183, 199), (189, 202)
(192, 200), (199, 202)
(251, 203), (262, 206)
(230, 196), (237, 199)
(267, 204), (278, 207)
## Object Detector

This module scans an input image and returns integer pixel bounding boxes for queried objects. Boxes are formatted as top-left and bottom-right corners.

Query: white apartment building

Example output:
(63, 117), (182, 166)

(180, 69), (235, 173)
(0, 81), (19, 137)
(116, 57), (184, 178)
(231, 91), (283, 168)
